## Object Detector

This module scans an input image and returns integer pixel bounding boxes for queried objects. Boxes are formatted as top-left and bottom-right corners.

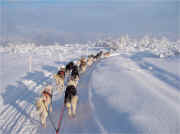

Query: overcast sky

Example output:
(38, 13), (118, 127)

(0, 0), (179, 44)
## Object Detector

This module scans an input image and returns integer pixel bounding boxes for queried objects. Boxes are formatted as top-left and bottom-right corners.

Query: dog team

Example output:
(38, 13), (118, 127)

(35, 50), (111, 128)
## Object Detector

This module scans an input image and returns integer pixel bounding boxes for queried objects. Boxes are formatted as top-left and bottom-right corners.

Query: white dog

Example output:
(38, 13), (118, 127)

(35, 85), (53, 128)
(53, 66), (65, 93)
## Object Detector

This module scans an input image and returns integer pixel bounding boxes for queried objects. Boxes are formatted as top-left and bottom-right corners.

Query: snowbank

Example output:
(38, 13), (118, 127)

(89, 55), (180, 134)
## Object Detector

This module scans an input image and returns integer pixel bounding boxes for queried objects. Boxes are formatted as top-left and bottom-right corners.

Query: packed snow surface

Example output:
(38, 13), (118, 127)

(0, 37), (180, 134)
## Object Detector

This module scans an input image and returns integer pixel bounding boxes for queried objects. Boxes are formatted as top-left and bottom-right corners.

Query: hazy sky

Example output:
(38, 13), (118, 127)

(2, 0), (178, 2)
(0, 0), (179, 44)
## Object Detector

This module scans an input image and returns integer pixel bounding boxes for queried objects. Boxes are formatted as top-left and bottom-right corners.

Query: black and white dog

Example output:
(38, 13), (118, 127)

(87, 55), (94, 66)
(94, 51), (103, 61)
(64, 85), (78, 117)
(71, 65), (79, 81)
(65, 61), (74, 75)
(67, 65), (80, 88)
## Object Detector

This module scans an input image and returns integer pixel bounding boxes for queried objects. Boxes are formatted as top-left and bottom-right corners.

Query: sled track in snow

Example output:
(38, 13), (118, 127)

(0, 59), (107, 134)
(61, 55), (121, 134)
(59, 61), (103, 134)
(0, 53), (120, 134)
(1, 54), (180, 134)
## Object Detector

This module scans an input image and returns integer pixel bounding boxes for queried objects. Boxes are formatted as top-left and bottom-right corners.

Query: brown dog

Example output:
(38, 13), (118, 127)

(53, 66), (65, 93)
(103, 51), (111, 58)
(79, 57), (87, 74)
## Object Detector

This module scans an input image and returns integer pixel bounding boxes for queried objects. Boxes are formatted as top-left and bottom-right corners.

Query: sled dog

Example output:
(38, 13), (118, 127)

(89, 54), (96, 62)
(71, 65), (80, 82)
(64, 85), (78, 117)
(74, 60), (81, 68)
(94, 51), (103, 60)
(53, 66), (65, 93)
(35, 85), (53, 128)
(79, 58), (87, 74)
(103, 51), (111, 58)
(87, 56), (94, 66)
(67, 77), (79, 88)
(65, 61), (74, 75)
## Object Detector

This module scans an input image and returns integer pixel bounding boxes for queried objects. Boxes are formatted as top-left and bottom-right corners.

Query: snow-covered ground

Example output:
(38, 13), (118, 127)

(0, 37), (180, 134)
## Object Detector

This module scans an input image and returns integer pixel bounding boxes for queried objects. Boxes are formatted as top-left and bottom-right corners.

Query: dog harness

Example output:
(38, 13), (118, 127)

(81, 61), (86, 66)
(42, 90), (52, 101)
(58, 71), (65, 77)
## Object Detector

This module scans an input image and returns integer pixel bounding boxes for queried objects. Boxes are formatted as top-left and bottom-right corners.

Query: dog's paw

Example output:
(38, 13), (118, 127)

(68, 114), (73, 119)
(72, 114), (76, 119)
(42, 123), (46, 128)
(49, 107), (52, 112)
(67, 111), (73, 119)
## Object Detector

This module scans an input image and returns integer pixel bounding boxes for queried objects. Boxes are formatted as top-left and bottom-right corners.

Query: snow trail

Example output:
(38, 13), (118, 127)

(61, 62), (102, 134)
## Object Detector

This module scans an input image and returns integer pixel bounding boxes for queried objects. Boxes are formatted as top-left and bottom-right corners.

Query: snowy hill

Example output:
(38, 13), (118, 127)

(0, 36), (180, 134)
